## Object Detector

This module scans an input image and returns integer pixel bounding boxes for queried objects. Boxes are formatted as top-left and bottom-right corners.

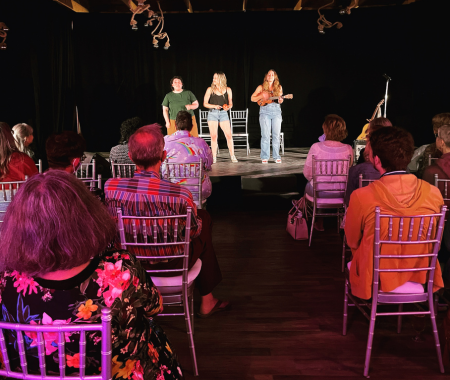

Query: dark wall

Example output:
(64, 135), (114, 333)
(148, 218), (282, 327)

(1, 0), (449, 154)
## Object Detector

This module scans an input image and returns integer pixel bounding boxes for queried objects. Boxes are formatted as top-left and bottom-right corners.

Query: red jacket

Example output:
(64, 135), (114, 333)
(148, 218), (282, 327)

(1, 152), (38, 182)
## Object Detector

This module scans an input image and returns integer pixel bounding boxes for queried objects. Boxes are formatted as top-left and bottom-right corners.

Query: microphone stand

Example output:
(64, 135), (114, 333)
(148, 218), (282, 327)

(383, 74), (391, 118)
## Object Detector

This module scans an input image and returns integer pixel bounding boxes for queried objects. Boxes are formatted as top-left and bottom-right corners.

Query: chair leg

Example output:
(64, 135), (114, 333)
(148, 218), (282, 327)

(430, 298), (445, 373)
(184, 295), (199, 376)
(343, 278), (349, 336)
(190, 294), (194, 335)
(363, 305), (377, 377)
(397, 304), (403, 334)
(342, 236), (346, 272)
(309, 206), (316, 247)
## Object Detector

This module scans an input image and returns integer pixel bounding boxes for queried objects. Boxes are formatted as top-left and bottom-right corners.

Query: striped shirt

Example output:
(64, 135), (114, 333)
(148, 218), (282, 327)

(105, 170), (201, 258)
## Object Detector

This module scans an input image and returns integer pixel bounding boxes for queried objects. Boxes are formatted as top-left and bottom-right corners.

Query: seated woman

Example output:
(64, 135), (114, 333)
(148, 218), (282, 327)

(303, 114), (353, 230)
(0, 122), (38, 183)
(162, 110), (213, 203)
(0, 171), (183, 380)
(110, 117), (144, 164)
(12, 123), (35, 159)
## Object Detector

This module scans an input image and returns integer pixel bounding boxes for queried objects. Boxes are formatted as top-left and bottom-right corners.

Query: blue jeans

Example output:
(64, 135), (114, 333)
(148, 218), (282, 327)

(259, 103), (282, 160)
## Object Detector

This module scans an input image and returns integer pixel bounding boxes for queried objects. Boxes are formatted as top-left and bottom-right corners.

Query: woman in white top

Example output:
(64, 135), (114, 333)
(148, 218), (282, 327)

(304, 114), (353, 230)
(203, 72), (237, 163)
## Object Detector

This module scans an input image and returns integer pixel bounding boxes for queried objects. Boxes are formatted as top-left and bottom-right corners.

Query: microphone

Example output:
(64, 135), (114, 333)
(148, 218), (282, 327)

(383, 73), (392, 81)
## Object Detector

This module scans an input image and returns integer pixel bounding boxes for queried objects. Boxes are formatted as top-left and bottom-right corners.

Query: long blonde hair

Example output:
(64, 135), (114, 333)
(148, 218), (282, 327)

(262, 69), (282, 97)
(211, 72), (227, 94)
(0, 122), (18, 178)
(12, 123), (33, 154)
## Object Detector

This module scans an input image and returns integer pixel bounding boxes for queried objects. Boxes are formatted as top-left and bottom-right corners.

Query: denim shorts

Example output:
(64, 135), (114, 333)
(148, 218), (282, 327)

(207, 109), (229, 122)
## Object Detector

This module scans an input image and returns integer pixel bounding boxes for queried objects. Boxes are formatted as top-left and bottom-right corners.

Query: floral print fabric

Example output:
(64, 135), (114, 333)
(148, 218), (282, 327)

(0, 251), (183, 380)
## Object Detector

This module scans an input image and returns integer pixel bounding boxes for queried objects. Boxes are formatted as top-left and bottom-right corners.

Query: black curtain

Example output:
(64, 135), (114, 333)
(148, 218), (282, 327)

(0, 0), (75, 163)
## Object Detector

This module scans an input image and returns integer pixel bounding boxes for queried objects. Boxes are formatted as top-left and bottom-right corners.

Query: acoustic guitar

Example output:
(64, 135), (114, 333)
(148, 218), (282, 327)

(257, 94), (293, 107)
(356, 99), (385, 141)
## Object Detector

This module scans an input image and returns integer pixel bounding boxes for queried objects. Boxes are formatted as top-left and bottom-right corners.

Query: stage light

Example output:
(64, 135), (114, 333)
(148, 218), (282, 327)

(317, 1), (342, 34)
(132, 24), (138, 31)
(0, 22), (8, 50)
(318, 25), (325, 34)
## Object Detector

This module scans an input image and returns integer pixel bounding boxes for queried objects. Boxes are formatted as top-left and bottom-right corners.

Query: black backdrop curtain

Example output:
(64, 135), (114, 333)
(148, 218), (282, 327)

(0, 0), (75, 162)
(1, 0), (450, 155)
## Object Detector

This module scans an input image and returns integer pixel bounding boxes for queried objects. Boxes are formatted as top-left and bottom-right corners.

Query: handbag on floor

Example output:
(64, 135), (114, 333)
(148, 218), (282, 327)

(286, 197), (308, 240)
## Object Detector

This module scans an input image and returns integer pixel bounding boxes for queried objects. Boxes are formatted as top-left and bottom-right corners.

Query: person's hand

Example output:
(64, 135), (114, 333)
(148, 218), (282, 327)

(185, 104), (191, 110)
(261, 91), (270, 101)
(165, 121), (170, 129)
(278, 96), (284, 104)
(216, 105), (222, 110)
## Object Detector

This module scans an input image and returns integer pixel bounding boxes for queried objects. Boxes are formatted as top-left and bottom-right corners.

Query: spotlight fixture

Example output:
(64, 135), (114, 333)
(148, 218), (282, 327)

(339, 0), (358, 16)
(129, 0), (170, 49)
(317, 0), (343, 34)
(0, 22), (8, 50)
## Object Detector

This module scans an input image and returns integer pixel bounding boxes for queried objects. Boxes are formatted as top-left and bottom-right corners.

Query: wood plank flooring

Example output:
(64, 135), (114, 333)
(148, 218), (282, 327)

(156, 182), (448, 379)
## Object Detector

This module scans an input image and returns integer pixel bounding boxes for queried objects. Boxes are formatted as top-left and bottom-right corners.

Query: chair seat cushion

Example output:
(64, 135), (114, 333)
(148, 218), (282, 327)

(347, 261), (424, 294)
(151, 258), (202, 287)
(305, 192), (344, 205)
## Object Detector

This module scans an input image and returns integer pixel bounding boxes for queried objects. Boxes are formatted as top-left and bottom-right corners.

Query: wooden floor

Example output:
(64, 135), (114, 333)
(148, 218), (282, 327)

(157, 172), (449, 379)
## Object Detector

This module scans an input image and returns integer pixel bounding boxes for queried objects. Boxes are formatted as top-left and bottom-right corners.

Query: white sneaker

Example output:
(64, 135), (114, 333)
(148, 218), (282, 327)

(213, 157), (217, 164)
(275, 159), (282, 164)
(262, 159), (268, 164)
(231, 155), (238, 163)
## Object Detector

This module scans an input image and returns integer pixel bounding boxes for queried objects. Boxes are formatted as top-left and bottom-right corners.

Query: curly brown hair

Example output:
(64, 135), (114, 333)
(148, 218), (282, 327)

(322, 114), (348, 142)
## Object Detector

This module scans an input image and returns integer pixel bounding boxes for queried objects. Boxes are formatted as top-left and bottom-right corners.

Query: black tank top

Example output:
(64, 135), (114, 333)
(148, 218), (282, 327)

(209, 89), (229, 107)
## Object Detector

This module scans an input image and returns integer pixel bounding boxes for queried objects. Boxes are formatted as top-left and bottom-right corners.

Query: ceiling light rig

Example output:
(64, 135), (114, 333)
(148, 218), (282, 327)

(129, 0), (170, 50)
(339, 0), (359, 15)
(317, 0), (342, 34)
(0, 22), (9, 50)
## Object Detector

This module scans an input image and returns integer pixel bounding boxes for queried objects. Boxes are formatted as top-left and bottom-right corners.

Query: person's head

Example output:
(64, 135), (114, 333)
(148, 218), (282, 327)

(436, 125), (450, 153)
(212, 72), (227, 90)
(262, 69), (281, 96)
(119, 117), (144, 144)
(46, 131), (86, 173)
(432, 113), (450, 134)
(367, 117), (392, 139)
(128, 124), (166, 170)
(0, 170), (117, 276)
(369, 127), (414, 173)
(363, 148), (371, 162)
(12, 123), (34, 151)
(0, 122), (18, 178)
(170, 76), (183, 92)
(322, 114), (348, 142)
(175, 111), (193, 132)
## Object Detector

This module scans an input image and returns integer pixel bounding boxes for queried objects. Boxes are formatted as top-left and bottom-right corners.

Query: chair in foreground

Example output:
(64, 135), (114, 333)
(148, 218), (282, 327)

(305, 155), (351, 246)
(434, 173), (450, 209)
(111, 162), (136, 178)
(117, 208), (200, 376)
(428, 154), (439, 166)
(0, 177), (28, 222)
(76, 158), (96, 183)
(163, 159), (203, 209)
(343, 206), (447, 377)
(36, 159), (42, 174)
(230, 109), (250, 155)
(0, 308), (112, 380)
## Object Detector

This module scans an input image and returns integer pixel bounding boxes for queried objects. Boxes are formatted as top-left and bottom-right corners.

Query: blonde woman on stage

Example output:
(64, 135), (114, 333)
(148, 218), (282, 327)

(203, 72), (237, 163)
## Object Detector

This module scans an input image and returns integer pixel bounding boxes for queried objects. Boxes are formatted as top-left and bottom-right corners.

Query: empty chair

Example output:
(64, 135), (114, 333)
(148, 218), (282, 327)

(0, 308), (112, 380)
(118, 207), (200, 376)
(36, 159), (42, 173)
(343, 205), (447, 377)
(305, 155), (351, 246)
(270, 132), (284, 155)
(198, 109), (218, 155)
(76, 158), (96, 182)
(230, 109), (250, 155)
(111, 162), (136, 178)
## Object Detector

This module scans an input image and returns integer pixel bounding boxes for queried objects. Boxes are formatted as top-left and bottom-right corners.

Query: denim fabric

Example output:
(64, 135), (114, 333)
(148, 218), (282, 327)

(259, 103), (282, 160)
(207, 109), (229, 122)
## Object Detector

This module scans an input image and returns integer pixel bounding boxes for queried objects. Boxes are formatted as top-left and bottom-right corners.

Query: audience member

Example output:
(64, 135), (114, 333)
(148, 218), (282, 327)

(344, 148), (380, 207)
(345, 127), (444, 300)
(303, 114), (353, 230)
(105, 124), (229, 318)
(417, 112), (450, 178)
(12, 123), (35, 159)
(423, 125), (450, 188)
(0, 171), (183, 379)
(162, 110), (213, 202)
(0, 122), (38, 182)
(46, 131), (86, 173)
(110, 116), (144, 164)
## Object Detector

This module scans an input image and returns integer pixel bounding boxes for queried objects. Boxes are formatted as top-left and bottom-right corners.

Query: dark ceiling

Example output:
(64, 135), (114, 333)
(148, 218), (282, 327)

(55, 0), (422, 13)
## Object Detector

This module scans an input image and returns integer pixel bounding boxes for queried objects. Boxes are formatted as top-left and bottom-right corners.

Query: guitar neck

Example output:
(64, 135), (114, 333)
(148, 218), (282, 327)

(268, 95), (285, 100)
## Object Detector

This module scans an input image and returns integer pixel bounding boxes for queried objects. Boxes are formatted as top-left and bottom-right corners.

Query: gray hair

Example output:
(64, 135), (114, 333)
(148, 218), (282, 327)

(12, 123), (33, 152)
(438, 125), (450, 148)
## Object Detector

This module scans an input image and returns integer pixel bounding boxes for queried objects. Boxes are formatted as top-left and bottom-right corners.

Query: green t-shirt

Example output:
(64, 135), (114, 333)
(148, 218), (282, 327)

(162, 90), (197, 120)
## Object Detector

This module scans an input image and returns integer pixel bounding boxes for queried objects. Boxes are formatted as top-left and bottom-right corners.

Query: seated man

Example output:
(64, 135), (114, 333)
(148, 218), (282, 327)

(162, 110), (213, 203)
(345, 127), (444, 300)
(105, 124), (228, 317)
(423, 124), (450, 188)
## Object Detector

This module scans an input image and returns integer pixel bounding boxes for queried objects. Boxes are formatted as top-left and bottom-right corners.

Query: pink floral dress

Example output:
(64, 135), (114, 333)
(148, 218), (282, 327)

(0, 251), (183, 380)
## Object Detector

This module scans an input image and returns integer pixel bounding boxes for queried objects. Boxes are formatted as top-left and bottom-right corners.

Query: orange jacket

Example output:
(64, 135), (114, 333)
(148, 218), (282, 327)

(345, 174), (444, 300)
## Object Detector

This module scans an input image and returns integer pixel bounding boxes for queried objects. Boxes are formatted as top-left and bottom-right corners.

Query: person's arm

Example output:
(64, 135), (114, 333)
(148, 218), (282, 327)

(278, 85), (284, 104)
(22, 154), (38, 177)
(251, 85), (268, 103)
(186, 100), (199, 111)
(162, 106), (170, 130)
(344, 191), (364, 250)
(303, 147), (314, 181)
(203, 87), (221, 110)
(227, 87), (233, 109)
